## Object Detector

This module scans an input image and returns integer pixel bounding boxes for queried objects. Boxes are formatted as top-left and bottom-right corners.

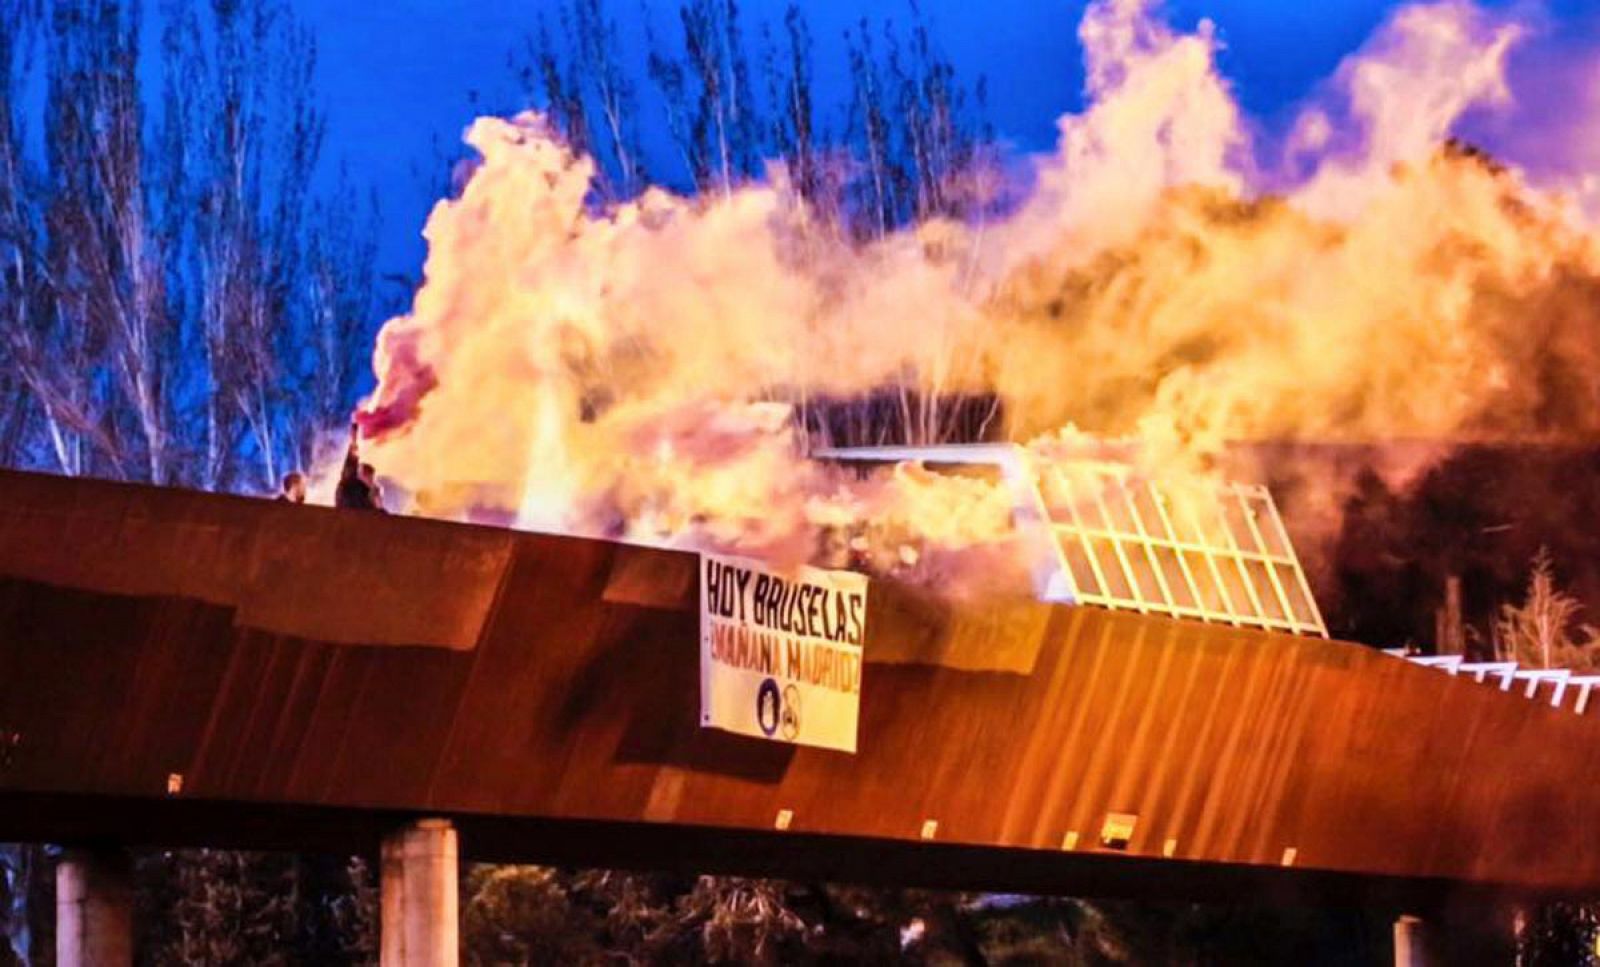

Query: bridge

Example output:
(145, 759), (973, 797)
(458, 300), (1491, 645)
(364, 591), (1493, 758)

(0, 470), (1597, 964)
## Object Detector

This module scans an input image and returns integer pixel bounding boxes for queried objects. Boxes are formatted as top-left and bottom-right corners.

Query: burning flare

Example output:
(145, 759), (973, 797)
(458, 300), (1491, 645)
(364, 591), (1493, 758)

(353, 0), (1600, 592)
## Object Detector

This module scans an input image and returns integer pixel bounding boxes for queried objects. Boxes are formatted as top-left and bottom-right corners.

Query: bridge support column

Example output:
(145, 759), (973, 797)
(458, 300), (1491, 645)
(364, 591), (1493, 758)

(1393, 914), (1427, 966)
(56, 848), (133, 967)
(381, 818), (459, 967)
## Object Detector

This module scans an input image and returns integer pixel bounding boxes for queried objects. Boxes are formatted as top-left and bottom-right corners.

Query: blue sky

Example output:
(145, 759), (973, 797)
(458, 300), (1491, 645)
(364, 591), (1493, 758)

(292, 0), (1600, 278)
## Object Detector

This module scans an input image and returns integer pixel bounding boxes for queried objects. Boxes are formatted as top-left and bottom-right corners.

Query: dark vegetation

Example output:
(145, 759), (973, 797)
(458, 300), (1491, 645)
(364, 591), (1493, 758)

(1289, 443), (1600, 652)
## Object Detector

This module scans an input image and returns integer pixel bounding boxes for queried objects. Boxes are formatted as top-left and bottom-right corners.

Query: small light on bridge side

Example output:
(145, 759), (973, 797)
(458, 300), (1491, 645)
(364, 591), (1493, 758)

(1281, 847), (1298, 867)
(166, 772), (184, 795)
(1061, 830), (1079, 851)
(1162, 838), (1178, 858)
(774, 809), (793, 831)
(1100, 812), (1137, 851)
(920, 819), (938, 841)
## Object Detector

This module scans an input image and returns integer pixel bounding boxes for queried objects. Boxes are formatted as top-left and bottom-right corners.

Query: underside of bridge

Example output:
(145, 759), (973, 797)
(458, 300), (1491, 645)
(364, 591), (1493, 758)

(0, 470), (1597, 961)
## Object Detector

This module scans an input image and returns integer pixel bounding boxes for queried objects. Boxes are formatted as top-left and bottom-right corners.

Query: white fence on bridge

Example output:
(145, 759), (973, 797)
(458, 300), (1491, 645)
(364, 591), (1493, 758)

(1385, 650), (1600, 716)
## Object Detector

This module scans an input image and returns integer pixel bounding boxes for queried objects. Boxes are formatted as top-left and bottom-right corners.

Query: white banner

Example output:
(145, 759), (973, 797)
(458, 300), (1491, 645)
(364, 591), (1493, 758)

(699, 552), (868, 753)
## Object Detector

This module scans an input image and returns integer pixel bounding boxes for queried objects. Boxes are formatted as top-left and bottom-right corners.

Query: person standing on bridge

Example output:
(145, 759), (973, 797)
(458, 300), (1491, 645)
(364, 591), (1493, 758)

(336, 422), (386, 512)
(276, 471), (307, 504)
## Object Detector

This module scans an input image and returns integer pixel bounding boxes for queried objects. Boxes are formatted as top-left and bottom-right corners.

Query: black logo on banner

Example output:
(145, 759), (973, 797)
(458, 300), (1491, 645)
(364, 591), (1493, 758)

(781, 685), (801, 741)
(757, 678), (781, 736)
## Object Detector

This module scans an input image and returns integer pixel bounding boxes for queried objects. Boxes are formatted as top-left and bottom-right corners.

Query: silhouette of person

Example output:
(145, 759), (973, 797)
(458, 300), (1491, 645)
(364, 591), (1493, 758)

(335, 423), (384, 512)
(277, 471), (307, 504)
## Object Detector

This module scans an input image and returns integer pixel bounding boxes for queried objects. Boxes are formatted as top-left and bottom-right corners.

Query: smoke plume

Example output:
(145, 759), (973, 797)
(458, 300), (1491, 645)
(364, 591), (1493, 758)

(353, 0), (1600, 595)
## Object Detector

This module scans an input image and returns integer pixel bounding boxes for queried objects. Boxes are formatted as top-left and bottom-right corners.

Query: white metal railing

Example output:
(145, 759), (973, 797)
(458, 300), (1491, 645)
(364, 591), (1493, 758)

(1386, 650), (1600, 716)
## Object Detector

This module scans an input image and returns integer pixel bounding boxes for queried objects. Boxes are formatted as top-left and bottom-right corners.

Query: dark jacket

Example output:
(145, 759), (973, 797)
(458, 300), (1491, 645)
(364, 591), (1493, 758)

(335, 450), (382, 511)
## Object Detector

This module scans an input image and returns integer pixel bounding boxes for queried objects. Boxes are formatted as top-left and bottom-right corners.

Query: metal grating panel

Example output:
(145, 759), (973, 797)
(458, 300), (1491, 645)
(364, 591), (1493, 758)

(812, 444), (1328, 638)
(1031, 459), (1327, 637)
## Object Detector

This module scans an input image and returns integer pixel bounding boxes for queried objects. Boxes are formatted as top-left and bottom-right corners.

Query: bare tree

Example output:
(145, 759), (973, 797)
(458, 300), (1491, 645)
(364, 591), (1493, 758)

(297, 172), (380, 474)
(767, 5), (817, 204)
(1496, 547), (1589, 670)
(1, 0), (377, 493)
(845, 20), (894, 239)
(514, 0), (647, 202)
(159, 0), (330, 490)
(646, 19), (699, 189)
(893, 11), (974, 223)
(519, 17), (592, 166)
(572, 0), (645, 198)
(41, 0), (169, 480)
(644, 0), (766, 195)
(0, 0), (78, 476)
(520, 0), (990, 245)
(846, 6), (984, 237)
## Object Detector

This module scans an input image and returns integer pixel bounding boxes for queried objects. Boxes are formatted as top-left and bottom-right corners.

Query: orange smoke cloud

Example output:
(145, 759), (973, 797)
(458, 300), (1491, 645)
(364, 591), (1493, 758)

(353, 0), (1600, 589)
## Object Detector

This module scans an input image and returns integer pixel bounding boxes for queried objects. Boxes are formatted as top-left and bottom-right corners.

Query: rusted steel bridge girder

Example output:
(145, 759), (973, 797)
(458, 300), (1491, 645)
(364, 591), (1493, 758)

(0, 470), (1596, 910)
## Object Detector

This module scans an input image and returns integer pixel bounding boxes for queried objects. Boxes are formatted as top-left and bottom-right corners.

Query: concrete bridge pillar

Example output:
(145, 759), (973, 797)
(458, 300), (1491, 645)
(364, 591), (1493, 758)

(56, 848), (133, 967)
(1394, 904), (1516, 965)
(381, 818), (459, 967)
(1393, 914), (1427, 967)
